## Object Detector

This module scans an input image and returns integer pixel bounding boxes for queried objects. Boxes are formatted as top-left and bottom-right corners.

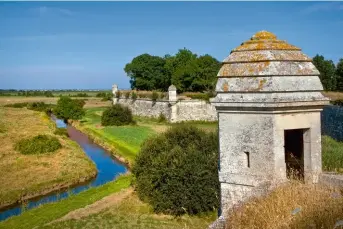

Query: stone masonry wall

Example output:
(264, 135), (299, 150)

(115, 98), (171, 120)
(174, 100), (217, 122)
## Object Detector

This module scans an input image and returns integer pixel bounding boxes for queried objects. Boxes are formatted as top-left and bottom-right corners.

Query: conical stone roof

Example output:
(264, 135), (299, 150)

(212, 31), (329, 109)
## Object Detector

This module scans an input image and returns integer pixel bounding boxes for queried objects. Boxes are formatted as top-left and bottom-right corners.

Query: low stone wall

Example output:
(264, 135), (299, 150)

(115, 98), (171, 120)
(174, 100), (217, 122)
(114, 97), (217, 123)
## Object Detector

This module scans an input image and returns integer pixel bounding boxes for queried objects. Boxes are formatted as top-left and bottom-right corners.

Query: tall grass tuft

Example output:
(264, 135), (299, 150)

(15, 134), (62, 155)
(226, 181), (343, 229)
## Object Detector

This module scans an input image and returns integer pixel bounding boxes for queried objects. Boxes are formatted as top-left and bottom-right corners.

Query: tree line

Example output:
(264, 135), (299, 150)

(313, 55), (343, 91)
(125, 50), (343, 93)
(124, 48), (221, 92)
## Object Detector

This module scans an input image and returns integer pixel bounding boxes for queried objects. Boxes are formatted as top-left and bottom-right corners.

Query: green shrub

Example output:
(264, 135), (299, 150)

(4, 102), (28, 108)
(15, 135), (62, 155)
(151, 91), (159, 101)
(124, 91), (131, 99)
(157, 112), (167, 123)
(54, 96), (85, 121)
(131, 91), (137, 100)
(101, 104), (134, 126)
(27, 102), (49, 112)
(54, 128), (69, 137)
(133, 125), (219, 216)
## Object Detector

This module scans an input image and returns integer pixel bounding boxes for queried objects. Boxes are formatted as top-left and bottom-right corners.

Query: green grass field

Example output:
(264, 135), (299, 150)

(77, 108), (217, 165)
(0, 175), (131, 229)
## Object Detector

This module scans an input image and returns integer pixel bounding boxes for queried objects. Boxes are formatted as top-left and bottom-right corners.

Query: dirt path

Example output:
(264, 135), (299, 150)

(51, 188), (133, 223)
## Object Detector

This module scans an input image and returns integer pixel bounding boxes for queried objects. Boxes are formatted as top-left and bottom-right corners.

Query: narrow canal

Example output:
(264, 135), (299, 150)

(0, 117), (128, 221)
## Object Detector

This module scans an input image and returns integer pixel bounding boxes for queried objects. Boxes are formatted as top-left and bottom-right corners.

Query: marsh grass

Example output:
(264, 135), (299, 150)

(225, 181), (343, 229)
(0, 107), (96, 207)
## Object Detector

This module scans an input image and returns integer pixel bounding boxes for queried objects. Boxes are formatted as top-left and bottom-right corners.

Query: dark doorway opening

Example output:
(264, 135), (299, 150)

(284, 129), (304, 181)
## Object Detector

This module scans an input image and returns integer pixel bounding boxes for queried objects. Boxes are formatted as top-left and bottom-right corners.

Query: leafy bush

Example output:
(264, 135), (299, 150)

(4, 102), (28, 108)
(54, 96), (85, 121)
(101, 104), (134, 126)
(15, 135), (62, 155)
(133, 125), (219, 216)
(54, 128), (69, 137)
(27, 102), (49, 112)
(157, 112), (167, 123)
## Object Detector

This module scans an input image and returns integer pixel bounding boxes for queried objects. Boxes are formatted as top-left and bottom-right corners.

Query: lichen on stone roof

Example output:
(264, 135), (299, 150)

(218, 31), (317, 77)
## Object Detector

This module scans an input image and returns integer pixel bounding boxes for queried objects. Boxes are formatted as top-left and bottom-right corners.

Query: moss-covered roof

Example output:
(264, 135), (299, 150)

(219, 31), (318, 77)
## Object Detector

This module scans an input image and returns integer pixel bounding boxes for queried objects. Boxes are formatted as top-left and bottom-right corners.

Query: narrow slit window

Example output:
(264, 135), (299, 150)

(245, 152), (250, 168)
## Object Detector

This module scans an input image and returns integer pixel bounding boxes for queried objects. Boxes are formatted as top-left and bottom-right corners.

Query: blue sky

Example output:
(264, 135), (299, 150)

(0, 2), (342, 90)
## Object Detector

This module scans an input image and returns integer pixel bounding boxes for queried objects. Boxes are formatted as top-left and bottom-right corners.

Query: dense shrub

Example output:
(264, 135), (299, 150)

(27, 102), (49, 112)
(4, 102), (28, 108)
(133, 125), (219, 216)
(15, 134), (62, 155)
(54, 96), (85, 121)
(54, 128), (69, 137)
(101, 104), (134, 126)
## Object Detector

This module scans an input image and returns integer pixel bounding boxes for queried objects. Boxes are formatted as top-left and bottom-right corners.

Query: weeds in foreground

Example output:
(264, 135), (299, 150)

(226, 181), (343, 229)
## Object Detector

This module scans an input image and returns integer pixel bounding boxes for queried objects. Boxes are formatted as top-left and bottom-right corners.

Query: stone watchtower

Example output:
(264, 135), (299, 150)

(211, 31), (330, 216)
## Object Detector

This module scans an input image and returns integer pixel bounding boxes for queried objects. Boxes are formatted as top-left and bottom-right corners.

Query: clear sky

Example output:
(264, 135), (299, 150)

(0, 2), (342, 90)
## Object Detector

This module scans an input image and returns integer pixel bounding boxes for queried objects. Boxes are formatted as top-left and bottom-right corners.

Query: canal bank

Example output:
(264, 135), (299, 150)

(0, 116), (128, 221)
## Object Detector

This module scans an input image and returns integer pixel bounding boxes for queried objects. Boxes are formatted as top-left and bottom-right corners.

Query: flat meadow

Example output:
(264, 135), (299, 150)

(0, 106), (96, 208)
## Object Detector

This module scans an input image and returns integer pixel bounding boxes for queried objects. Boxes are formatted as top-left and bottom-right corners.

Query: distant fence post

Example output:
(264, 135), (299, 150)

(112, 84), (118, 105)
(168, 85), (178, 122)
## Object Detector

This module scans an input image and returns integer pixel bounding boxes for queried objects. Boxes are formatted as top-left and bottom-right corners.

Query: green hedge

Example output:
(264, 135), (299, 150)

(133, 125), (219, 216)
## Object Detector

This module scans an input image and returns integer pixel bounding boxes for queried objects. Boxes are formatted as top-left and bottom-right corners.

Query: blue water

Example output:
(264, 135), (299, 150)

(0, 117), (128, 221)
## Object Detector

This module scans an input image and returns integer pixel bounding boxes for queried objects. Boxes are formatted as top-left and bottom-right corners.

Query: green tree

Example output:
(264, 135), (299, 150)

(54, 96), (85, 121)
(336, 58), (343, 91)
(193, 55), (221, 91)
(124, 54), (169, 91)
(313, 55), (337, 91)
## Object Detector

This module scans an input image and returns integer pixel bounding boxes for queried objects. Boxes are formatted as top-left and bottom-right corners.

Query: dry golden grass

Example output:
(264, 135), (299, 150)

(0, 97), (111, 108)
(226, 181), (343, 229)
(322, 91), (343, 101)
(0, 107), (96, 208)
